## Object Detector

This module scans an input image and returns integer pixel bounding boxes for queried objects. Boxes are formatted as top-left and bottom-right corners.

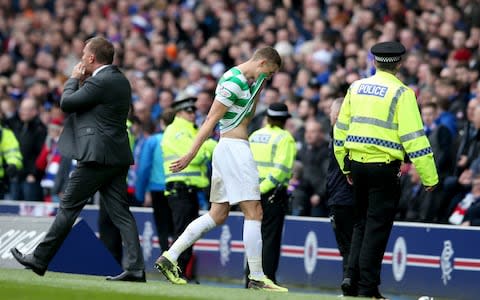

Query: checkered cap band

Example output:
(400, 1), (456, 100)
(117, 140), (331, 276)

(374, 55), (401, 63)
(267, 108), (290, 117)
(174, 100), (196, 112)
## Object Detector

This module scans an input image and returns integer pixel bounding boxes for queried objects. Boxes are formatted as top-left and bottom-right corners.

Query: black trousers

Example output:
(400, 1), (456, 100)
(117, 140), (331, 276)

(98, 199), (123, 265)
(329, 204), (355, 280)
(245, 187), (287, 285)
(98, 191), (143, 266)
(167, 182), (199, 278)
(33, 162), (144, 271)
(151, 190), (172, 252)
(347, 160), (400, 296)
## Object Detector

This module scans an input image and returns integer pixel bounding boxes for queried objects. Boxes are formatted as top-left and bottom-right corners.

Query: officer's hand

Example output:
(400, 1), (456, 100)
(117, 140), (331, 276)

(5, 164), (17, 178)
(424, 185), (437, 192)
(170, 152), (194, 173)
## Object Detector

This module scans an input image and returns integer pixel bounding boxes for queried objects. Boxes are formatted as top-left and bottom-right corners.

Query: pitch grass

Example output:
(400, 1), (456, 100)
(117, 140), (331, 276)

(0, 268), (355, 300)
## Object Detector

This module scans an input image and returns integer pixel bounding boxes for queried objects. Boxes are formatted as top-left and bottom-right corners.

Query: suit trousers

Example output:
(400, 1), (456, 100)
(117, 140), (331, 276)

(167, 182), (199, 278)
(347, 160), (400, 296)
(98, 199), (123, 265)
(98, 193), (144, 266)
(245, 187), (287, 285)
(33, 162), (144, 271)
(329, 204), (355, 280)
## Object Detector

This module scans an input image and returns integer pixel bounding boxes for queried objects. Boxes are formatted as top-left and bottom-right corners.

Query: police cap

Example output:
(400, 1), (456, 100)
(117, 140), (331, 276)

(266, 103), (291, 119)
(371, 41), (406, 63)
(172, 90), (197, 113)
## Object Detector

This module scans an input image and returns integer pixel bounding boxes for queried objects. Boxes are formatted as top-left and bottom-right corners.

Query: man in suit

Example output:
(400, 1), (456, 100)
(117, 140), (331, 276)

(10, 37), (145, 282)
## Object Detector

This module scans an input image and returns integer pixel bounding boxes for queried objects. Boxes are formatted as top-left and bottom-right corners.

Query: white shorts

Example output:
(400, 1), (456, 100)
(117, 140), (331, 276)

(210, 138), (260, 205)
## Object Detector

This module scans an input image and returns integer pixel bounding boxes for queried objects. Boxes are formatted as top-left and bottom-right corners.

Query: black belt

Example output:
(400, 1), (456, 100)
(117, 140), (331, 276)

(351, 160), (401, 168)
(166, 182), (196, 190)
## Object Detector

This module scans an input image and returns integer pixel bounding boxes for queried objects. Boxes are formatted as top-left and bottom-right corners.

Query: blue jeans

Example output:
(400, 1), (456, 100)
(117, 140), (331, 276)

(10, 180), (44, 201)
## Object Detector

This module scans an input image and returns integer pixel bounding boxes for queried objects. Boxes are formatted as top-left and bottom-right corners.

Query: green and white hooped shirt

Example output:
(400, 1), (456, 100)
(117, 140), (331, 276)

(215, 67), (266, 134)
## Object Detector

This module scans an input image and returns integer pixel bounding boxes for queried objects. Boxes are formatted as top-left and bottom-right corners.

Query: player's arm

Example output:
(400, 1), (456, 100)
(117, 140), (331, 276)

(170, 100), (228, 172)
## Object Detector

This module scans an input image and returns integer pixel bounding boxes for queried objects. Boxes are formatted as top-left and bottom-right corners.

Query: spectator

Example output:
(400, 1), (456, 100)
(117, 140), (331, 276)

(7, 97), (47, 201)
(444, 103), (480, 215)
(396, 165), (430, 222)
(248, 86), (280, 134)
(294, 120), (329, 217)
(421, 102), (454, 222)
(295, 98), (317, 145)
(35, 117), (64, 202)
(462, 176), (480, 226)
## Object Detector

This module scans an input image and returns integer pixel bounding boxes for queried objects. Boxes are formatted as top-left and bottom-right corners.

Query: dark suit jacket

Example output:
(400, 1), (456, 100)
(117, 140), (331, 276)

(58, 65), (133, 166)
(427, 124), (453, 180)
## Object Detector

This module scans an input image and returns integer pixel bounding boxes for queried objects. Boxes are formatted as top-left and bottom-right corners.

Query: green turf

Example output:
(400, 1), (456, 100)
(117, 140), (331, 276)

(0, 268), (355, 300)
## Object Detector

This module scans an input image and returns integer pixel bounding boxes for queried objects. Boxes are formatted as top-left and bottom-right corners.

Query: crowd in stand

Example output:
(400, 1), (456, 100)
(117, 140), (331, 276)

(1, 0), (480, 225)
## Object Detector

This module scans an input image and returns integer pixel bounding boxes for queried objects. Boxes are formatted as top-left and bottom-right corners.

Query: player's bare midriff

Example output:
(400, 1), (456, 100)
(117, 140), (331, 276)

(220, 118), (250, 140)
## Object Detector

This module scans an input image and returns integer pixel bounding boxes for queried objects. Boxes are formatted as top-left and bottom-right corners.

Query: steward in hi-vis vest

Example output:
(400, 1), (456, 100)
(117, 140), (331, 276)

(248, 102), (296, 285)
(0, 126), (22, 198)
(162, 91), (216, 280)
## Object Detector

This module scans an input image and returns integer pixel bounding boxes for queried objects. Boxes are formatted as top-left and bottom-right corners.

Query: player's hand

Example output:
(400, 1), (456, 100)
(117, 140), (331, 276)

(71, 62), (86, 80)
(170, 153), (194, 173)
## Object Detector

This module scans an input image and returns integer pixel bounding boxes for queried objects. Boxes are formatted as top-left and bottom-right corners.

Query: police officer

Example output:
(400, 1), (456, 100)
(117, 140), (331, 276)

(163, 91), (216, 280)
(333, 41), (438, 299)
(248, 103), (296, 284)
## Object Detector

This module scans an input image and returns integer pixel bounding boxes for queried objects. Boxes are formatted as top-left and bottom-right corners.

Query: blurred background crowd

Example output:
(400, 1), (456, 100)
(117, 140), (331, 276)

(1, 0), (480, 226)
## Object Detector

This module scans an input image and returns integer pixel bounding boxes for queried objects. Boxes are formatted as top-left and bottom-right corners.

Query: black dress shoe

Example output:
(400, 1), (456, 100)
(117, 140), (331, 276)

(341, 278), (358, 296)
(358, 291), (389, 299)
(10, 247), (46, 276)
(106, 270), (146, 282)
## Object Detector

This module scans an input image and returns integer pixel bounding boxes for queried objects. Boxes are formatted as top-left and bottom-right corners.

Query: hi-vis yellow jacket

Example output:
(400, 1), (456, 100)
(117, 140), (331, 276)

(162, 116), (216, 189)
(333, 70), (438, 187)
(0, 126), (22, 178)
(249, 124), (296, 194)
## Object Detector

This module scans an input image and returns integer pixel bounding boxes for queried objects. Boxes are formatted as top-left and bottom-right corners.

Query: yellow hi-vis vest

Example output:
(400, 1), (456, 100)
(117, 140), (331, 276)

(162, 116), (216, 189)
(333, 70), (439, 187)
(0, 127), (22, 178)
(249, 124), (296, 194)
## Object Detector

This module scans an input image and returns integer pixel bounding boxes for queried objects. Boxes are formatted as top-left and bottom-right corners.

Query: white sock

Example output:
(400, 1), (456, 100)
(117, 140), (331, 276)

(167, 213), (217, 262)
(244, 219), (264, 280)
